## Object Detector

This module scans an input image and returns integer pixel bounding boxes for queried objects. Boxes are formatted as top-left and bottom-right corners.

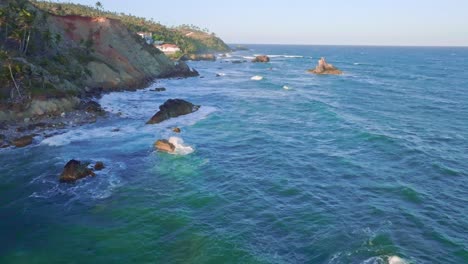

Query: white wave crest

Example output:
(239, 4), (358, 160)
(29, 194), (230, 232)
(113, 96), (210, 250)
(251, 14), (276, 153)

(168, 137), (194, 155)
(251, 75), (263, 81)
(267, 54), (304, 58)
(360, 256), (408, 264)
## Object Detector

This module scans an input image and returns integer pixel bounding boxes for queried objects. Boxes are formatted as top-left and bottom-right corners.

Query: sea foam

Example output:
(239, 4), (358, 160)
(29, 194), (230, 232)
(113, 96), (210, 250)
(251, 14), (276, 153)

(168, 137), (194, 155)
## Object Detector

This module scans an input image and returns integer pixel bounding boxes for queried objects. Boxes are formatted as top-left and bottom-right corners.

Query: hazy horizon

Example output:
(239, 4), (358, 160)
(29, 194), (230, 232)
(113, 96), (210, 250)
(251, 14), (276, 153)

(50, 0), (468, 47)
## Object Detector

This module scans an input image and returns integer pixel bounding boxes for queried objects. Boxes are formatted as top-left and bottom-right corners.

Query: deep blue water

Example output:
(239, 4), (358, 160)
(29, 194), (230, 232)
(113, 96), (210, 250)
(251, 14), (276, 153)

(1, 45), (467, 263)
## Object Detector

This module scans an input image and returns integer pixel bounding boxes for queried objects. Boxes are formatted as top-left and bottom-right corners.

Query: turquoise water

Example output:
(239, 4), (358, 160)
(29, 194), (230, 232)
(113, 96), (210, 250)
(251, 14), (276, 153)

(1, 45), (468, 263)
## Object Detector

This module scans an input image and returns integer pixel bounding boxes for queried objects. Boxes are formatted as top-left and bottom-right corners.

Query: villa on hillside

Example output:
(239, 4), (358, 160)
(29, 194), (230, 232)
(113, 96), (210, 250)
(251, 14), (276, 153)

(155, 44), (181, 54)
(136, 32), (154, 45)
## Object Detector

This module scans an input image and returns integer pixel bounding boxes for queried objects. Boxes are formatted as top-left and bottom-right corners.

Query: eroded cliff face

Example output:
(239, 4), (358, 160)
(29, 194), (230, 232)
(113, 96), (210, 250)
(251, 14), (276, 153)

(48, 15), (178, 90)
(0, 11), (197, 122)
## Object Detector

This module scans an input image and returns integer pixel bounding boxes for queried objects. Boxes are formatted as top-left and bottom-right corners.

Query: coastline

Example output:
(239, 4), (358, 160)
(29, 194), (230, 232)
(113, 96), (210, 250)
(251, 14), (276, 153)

(0, 69), (199, 149)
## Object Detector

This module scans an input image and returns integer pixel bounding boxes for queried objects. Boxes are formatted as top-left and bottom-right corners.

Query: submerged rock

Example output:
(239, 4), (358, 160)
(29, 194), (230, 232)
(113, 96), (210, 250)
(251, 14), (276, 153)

(152, 87), (166, 92)
(59, 159), (95, 183)
(173, 127), (181, 133)
(252, 55), (270, 63)
(308, 57), (342, 75)
(146, 99), (200, 124)
(154, 139), (175, 153)
(12, 135), (34, 148)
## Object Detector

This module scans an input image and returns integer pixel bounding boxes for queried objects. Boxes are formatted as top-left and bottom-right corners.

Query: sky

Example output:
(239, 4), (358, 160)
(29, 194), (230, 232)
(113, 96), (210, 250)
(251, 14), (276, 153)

(52, 0), (468, 46)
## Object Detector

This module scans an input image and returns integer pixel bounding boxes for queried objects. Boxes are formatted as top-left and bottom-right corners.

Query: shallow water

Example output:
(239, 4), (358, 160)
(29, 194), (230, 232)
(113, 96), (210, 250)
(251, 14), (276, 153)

(1, 45), (468, 263)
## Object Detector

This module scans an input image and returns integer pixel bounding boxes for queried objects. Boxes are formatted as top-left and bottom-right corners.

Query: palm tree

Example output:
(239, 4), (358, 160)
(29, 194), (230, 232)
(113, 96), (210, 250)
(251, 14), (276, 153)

(95, 1), (103, 15)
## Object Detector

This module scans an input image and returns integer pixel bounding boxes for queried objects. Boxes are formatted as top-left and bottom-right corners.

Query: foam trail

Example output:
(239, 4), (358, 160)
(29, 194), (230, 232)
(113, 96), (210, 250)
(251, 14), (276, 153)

(267, 54), (304, 58)
(168, 137), (194, 155)
(41, 126), (136, 146)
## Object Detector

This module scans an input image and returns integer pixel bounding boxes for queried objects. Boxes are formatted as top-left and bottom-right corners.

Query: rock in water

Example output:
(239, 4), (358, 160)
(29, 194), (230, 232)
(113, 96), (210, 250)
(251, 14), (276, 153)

(59, 159), (95, 183)
(173, 127), (181, 133)
(12, 135), (34, 148)
(94, 161), (105, 171)
(146, 99), (200, 124)
(308, 57), (342, 75)
(155, 139), (175, 153)
(152, 87), (166, 92)
(252, 55), (270, 63)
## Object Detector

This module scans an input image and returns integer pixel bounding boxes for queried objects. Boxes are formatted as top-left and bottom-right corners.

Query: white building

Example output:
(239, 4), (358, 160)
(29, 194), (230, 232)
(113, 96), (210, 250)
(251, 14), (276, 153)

(156, 44), (181, 54)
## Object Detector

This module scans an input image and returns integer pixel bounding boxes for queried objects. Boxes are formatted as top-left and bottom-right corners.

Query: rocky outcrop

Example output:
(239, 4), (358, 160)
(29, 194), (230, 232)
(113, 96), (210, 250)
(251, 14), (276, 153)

(12, 135), (34, 148)
(154, 139), (175, 153)
(160, 61), (199, 78)
(59, 159), (96, 183)
(252, 55), (270, 63)
(0, 134), (8, 148)
(81, 101), (105, 114)
(308, 57), (342, 75)
(146, 99), (200, 124)
(180, 54), (216, 61)
(94, 161), (105, 171)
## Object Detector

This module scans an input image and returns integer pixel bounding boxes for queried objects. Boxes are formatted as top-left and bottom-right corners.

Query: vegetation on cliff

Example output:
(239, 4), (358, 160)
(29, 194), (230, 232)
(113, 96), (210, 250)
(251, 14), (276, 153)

(30, 0), (231, 54)
(0, 0), (200, 121)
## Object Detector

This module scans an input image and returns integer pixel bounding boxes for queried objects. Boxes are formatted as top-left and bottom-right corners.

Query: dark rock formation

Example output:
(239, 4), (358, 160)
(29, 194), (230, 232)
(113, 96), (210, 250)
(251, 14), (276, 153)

(0, 134), (8, 148)
(173, 127), (181, 133)
(308, 57), (342, 75)
(161, 61), (199, 78)
(252, 55), (270, 63)
(94, 161), (105, 171)
(12, 135), (34, 148)
(155, 139), (175, 153)
(152, 87), (166, 92)
(146, 99), (200, 124)
(180, 54), (216, 61)
(59, 159), (95, 183)
(81, 101), (105, 114)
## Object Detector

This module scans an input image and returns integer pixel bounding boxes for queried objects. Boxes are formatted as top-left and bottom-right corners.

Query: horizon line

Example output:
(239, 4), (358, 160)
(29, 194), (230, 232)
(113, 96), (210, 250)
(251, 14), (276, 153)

(228, 43), (468, 48)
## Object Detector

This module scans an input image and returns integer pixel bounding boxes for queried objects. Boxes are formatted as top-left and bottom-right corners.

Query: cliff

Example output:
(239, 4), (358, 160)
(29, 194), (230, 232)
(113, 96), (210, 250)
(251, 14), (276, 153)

(31, 1), (231, 54)
(0, 0), (198, 121)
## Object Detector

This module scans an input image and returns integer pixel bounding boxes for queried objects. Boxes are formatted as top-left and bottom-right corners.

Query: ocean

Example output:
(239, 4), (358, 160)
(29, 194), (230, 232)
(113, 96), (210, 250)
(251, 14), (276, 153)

(0, 45), (467, 263)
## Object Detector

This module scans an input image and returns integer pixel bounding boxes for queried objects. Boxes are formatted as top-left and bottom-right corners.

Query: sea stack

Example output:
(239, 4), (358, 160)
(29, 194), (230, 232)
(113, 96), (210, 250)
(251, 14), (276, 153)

(252, 55), (270, 63)
(146, 99), (200, 124)
(308, 57), (342, 75)
(59, 160), (96, 183)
